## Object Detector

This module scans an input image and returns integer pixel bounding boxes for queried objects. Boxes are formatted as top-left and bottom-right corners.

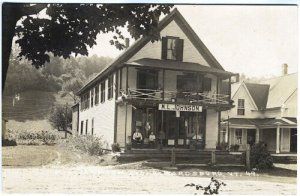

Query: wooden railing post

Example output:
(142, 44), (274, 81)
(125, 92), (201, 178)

(246, 144), (251, 170)
(171, 147), (176, 167)
(211, 150), (216, 166)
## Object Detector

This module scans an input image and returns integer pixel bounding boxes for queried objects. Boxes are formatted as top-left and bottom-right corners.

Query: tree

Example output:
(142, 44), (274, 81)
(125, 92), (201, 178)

(61, 77), (85, 104)
(2, 3), (173, 91)
(48, 104), (72, 137)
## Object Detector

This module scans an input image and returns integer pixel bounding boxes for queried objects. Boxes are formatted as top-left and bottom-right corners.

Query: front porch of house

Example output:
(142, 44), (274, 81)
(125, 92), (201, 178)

(221, 118), (297, 153)
(115, 58), (235, 149)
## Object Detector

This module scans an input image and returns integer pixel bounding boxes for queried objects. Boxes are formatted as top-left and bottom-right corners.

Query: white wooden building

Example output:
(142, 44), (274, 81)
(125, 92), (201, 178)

(221, 65), (297, 153)
(73, 9), (236, 149)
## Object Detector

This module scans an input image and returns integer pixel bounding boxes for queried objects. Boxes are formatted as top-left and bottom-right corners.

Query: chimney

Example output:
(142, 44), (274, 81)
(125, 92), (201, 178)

(282, 63), (288, 75)
(125, 38), (130, 49)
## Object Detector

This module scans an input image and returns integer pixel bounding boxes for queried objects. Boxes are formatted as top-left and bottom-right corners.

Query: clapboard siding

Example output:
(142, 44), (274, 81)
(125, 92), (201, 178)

(79, 73), (116, 147)
(129, 20), (210, 66)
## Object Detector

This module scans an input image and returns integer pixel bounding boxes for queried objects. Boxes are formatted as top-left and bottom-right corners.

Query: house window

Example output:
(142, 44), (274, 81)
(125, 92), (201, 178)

(203, 77), (212, 91)
(91, 88), (94, 107)
(101, 81), (105, 103)
(108, 75), (113, 100)
(95, 85), (99, 105)
(80, 121), (84, 135)
(91, 118), (94, 135)
(80, 96), (84, 111)
(137, 70), (158, 90)
(237, 99), (245, 115)
(161, 37), (184, 61)
(235, 129), (242, 144)
(85, 119), (88, 135)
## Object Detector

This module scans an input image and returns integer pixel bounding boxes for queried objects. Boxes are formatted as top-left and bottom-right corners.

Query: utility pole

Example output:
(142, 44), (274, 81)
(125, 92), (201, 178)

(65, 103), (68, 139)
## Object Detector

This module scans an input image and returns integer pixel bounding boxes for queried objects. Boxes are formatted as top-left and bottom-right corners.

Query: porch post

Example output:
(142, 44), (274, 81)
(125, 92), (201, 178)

(255, 127), (260, 143)
(276, 125), (280, 153)
(126, 65), (129, 94)
(162, 69), (165, 101)
(228, 77), (231, 103)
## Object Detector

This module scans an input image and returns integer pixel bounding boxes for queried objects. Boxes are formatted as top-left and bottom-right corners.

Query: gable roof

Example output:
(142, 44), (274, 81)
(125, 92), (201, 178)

(244, 83), (270, 110)
(258, 73), (297, 108)
(77, 8), (225, 95)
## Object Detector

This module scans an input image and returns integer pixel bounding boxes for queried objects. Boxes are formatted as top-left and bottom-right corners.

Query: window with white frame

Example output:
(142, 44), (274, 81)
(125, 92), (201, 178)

(235, 129), (242, 144)
(91, 88), (94, 107)
(85, 119), (88, 135)
(237, 99), (245, 115)
(101, 81), (105, 103)
(91, 118), (94, 135)
(95, 85), (99, 105)
(108, 75), (113, 100)
(220, 128), (227, 143)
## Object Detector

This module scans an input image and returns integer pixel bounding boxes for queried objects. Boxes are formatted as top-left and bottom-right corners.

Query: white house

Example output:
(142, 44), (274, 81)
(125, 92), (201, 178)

(221, 65), (297, 153)
(73, 8), (236, 149)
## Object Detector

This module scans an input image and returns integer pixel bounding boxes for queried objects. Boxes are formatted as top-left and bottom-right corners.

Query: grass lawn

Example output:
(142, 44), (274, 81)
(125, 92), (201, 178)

(2, 145), (58, 167)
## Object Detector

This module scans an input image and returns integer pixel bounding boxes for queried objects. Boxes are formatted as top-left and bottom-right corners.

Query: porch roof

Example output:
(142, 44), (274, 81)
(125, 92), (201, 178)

(221, 117), (297, 128)
(125, 58), (235, 78)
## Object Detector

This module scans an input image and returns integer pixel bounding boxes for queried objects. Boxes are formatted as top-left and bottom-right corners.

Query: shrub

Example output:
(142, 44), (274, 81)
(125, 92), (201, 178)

(11, 129), (59, 145)
(230, 144), (240, 151)
(2, 139), (17, 146)
(111, 143), (121, 152)
(216, 142), (228, 150)
(69, 135), (107, 156)
(241, 142), (273, 170)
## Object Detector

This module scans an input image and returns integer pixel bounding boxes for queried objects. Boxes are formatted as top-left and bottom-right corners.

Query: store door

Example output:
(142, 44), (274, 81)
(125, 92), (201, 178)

(290, 128), (297, 152)
(165, 112), (187, 147)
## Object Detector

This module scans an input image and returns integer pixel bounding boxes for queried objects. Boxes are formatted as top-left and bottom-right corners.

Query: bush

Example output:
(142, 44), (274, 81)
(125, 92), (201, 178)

(69, 135), (107, 156)
(241, 142), (273, 170)
(2, 139), (17, 146)
(230, 144), (240, 151)
(216, 142), (228, 150)
(10, 129), (59, 145)
(111, 143), (121, 152)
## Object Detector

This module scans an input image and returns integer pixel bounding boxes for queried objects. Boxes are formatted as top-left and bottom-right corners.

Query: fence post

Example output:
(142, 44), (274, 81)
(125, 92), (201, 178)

(211, 150), (216, 166)
(246, 144), (251, 170)
(171, 147), (176, 167)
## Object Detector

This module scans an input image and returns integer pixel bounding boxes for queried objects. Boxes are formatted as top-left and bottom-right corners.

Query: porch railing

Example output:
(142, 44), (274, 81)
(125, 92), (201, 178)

(124, 88), (230, 105)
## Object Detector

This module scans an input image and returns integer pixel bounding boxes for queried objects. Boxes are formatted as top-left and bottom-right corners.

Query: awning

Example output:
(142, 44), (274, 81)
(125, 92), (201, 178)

(221, 117), (297, 128)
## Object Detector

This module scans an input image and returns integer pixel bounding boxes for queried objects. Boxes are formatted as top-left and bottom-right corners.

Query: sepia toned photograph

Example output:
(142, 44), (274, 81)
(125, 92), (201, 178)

(1, 3), (298, 195)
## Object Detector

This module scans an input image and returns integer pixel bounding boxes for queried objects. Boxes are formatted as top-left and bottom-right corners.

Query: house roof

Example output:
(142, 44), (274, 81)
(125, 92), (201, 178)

(223, 117), (297, 127)
(258, 73), (297, 108)
(125, 58), (234, 77)
(244, 83), (270, 110)
(77, 8), (226, 95)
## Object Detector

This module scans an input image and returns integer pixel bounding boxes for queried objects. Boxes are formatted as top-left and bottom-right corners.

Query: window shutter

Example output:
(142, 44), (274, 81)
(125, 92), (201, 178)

(176, 39), (184, 61)
(161, 37), (167, 60)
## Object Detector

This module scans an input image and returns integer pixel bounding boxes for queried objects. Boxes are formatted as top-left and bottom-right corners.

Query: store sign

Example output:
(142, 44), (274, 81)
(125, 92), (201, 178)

(158, 104), (202, 112)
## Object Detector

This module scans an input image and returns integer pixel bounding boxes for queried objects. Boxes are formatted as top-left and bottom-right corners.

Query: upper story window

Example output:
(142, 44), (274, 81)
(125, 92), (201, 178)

(237, 99), (245, 115)
(137, 70), (158, 90)
(101, 81), (105, 103)
(80, 92), (90, 110)
(161, 36), (184, 61)
(95, 85), (99, 105)
(91, 88), (94, 107)
(108, 75), (114, 100)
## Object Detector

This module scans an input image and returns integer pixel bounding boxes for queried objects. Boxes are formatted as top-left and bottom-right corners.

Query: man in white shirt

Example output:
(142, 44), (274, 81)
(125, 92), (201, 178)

(133, 128), (143, 143)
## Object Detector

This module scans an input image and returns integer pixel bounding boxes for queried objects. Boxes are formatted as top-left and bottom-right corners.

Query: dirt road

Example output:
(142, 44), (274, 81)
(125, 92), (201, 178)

(2, 145), (297, 194)
(2, 163), (297, 194)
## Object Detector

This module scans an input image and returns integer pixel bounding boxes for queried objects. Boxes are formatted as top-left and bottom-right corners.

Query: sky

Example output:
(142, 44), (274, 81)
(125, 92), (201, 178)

(87, 5), (298, 78)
